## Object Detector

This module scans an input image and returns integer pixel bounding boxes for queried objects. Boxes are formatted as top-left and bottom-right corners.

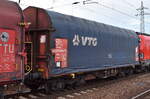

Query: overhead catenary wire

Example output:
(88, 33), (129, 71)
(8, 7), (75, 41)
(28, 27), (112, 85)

(96, 2), (150, 25)
(77, 6), (130, 24)
(48, 0), (139, 21)
(72, 0), (150, 31)
(95, 2), (138, 20)
(120, 0), (136, 9)
(20, 0), (150, 26)
(15, 0), (150, 33)
(73, 0), (139, 20)
(21, 0), (139, 20)
(48, 1), (132, 25)
(16, 0), (149, 22)
(47, 2), (77, 9)
(48, 0), (98, 9)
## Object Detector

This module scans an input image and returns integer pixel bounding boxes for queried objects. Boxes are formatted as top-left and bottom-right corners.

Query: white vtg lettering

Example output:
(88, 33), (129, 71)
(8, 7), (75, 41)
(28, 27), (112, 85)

(81, 36), (97, 46)
(73, 34), (98, 47)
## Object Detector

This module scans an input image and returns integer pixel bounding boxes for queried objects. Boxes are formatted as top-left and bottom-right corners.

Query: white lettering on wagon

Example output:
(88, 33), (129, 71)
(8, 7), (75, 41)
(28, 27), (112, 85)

(72, 34), (98, 47)
(0, 44), (15, 54)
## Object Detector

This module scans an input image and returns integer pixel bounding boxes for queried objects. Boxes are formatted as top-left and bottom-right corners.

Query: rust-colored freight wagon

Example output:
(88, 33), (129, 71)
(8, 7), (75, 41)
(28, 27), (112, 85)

(0, 0), (24, 85)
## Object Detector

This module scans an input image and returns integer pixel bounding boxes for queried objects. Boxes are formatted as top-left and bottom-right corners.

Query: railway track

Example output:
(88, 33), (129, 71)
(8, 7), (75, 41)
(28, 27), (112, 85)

(131, 89), (150, 99)
(4, 72), (150, 99)
(6, 92), (46, 99)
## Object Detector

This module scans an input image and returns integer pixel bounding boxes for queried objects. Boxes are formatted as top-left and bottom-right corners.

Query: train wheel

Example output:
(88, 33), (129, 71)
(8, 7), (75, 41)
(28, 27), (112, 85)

(45, 79), (65, 93)
(128, 69), (134, 75)
(117, 71), (126, 78)
(51, 80), (65, 91)
(75, 77), (86, 87)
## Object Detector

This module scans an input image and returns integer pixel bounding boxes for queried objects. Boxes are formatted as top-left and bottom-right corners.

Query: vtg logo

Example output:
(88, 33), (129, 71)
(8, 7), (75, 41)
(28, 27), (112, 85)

(72, 34), (98, 47)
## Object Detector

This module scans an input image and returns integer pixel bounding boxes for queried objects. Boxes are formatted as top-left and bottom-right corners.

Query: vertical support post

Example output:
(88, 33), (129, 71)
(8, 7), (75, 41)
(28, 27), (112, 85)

(18, 0), (21, 4)
(136, 1), (150, 33)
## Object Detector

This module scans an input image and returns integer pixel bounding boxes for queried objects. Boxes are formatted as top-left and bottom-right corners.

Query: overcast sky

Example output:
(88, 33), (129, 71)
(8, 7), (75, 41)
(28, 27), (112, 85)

(10, 0), (150, 33)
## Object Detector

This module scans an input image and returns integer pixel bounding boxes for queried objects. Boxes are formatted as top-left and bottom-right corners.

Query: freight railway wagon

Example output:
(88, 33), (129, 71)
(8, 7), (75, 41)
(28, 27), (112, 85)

(0, 1), (25, 98)
(23, 7), (150, 91)
(0, 1), (150, 97)
(0, 0), (24, 88)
